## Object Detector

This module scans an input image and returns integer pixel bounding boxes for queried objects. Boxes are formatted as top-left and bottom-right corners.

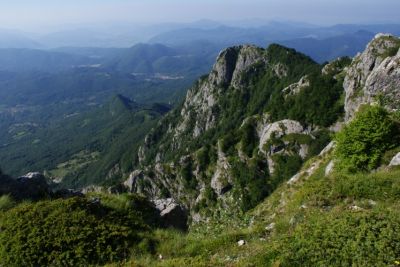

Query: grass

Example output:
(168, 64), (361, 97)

(3, 142), (400, 266)
(1, 153), (399, 266)
(110, 156), (400, 266)
(0, 195), (16, 211)
(47, 150), (100, 181)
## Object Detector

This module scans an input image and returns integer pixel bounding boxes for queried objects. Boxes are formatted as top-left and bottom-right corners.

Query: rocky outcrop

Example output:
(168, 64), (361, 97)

(153, 198), (188, 230)
(176, 45), (267, 139)
(258, 119), (313, 174)
(389, 152), (400, 167)
(273, 63), (288, 78)
(282, 76), (309, 97)
(123, 169), (163, 198)
(0, 172), (52, 201)
(138, 45), (269, 164)
(259, 120), (305, 151)
(210, 142), (232, 196)
(344, 34), (400, 120)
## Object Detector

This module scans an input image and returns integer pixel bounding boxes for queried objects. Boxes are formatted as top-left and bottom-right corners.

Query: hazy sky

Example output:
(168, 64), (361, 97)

(1, 0), (399, 31)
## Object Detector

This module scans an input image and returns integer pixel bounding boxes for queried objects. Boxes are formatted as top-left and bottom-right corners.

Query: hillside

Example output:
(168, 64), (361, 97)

(0, 34), (399, 266)
(120, 41), (346, 221)
(116, 33), (400, 265)
(0, 94), (169, 187)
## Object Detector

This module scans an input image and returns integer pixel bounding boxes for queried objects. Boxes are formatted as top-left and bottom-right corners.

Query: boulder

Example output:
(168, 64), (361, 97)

(0, 172), (52, 201)
(124, 170), (145, 192)
(325, 160), (335, 176)
(389, 152), (400, 166)
(16, 172), (51, 200)
(237, 240), (246, 246)
(153, 198), (188, 231)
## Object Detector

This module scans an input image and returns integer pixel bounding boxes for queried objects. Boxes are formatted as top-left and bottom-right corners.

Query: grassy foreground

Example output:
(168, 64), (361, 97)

(107, 161), (400, 266)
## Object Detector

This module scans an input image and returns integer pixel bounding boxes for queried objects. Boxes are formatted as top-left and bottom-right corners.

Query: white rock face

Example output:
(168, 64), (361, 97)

(19, 172), (43, 179)
(123, 170), (144, 192)
(154, 198), (178, 216)
(258, 120), (305, 153)
(344, 34), (400, 120)
(231, 45), (267, 88)
(265, 222), (275, 231)
(282, 76), (309, 97)
(389, 152), (400, 166)
(257, 119), (313, 175)
(325, 160), (335, 176)
(210, 142), (232, 195)
(273, 63), (288, 78)
(173, 45), (268, 143)
(299, 144), (309, 160)
(237, 240), (246, 246)
(364, 54), (400, 107)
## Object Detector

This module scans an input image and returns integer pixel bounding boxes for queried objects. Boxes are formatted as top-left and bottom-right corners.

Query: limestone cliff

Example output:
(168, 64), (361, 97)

(344, 34), (400, 120)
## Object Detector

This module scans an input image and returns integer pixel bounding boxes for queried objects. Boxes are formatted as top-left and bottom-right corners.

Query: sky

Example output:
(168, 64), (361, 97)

(0, 0), (400, 32)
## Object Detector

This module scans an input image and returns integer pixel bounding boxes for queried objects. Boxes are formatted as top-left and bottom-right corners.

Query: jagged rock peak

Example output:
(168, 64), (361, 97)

(210, 45), (267, 88)
(169, 45), (269, 144)
(344, 33), (400, 120)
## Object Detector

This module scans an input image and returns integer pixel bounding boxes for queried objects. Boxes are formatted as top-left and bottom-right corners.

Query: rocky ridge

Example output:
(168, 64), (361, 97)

(344, 33), (400, 120)
(122, 43), (329, 224)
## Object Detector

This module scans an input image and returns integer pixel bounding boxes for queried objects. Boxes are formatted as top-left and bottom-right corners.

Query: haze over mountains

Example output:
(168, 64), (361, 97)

(0, 19), (399, 181)
(1, 20), (400, 63)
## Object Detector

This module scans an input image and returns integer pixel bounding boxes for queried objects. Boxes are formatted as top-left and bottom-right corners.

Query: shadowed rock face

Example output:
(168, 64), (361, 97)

(153, 198), (188, 231)
(0, 172), (52, 201)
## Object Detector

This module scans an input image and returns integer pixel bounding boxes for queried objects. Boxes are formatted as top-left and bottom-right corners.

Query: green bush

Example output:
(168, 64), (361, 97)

(0, 195), (16, 211)
(230, 157), (269, 211)
(0, 197), (150, 266)
(240, 120), (258, 157)
(336, 105), (398, 172)
(88, 193), (161, 227)
(270, 154), (303, 187)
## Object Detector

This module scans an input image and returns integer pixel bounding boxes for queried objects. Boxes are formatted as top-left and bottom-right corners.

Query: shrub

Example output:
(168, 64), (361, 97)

(278, 210), (400, 267)
(270, 154), (303, 187)
(240, 120), (258, 157)
(0, 197), (150, 266)
(335, 105), (398, 172)
(230, 157), (269, 211)
(0, 195), (16, 211)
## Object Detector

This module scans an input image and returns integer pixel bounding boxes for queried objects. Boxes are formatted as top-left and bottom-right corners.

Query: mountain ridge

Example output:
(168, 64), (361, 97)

(1, 33), (400, 266)
(112, 34), (400, 226)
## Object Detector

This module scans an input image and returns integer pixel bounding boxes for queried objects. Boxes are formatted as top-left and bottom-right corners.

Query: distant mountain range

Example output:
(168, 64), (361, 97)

(280, 30), (376, 62)
(0, 29), (42, 49)
(0, 21), (398, 65)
